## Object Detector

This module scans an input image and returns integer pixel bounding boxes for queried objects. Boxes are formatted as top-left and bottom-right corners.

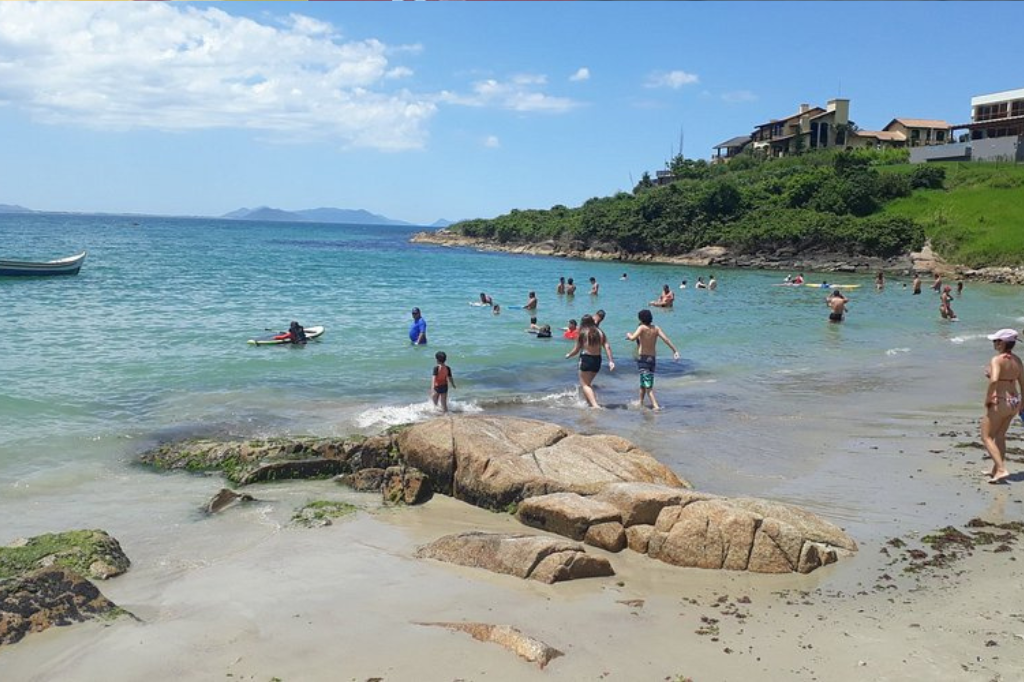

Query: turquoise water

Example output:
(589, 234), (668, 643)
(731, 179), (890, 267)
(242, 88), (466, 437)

(2, 212), (1022, 540)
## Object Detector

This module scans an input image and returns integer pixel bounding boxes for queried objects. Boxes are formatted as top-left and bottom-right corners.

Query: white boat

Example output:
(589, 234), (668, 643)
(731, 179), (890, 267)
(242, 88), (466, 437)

(0, 251), (86, 277)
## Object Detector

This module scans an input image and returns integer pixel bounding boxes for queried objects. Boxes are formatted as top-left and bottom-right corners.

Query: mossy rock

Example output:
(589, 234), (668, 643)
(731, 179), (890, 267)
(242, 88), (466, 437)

(0, 529), (130, 581)
(291, 500), (359, 528)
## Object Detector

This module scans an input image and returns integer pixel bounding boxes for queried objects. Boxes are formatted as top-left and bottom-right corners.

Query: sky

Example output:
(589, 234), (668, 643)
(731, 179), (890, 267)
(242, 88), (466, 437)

(1, 1), (1022, 225)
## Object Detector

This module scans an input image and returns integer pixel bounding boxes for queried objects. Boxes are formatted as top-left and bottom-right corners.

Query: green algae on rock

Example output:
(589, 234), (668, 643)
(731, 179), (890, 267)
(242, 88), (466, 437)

(0, 529), (130, 581)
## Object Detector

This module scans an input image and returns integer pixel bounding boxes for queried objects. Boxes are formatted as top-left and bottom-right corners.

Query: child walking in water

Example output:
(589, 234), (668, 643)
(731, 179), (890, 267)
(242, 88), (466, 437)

(431, 351), (456, 413)
(625, 309), (680, 410)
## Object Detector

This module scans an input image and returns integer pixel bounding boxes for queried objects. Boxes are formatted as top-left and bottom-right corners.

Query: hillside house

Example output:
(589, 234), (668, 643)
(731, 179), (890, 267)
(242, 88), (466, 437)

(749, 100), (851, 158)
(914, 86), (1024, 163)
(883, 118), (951, 146)
(712, 135), (751, 163)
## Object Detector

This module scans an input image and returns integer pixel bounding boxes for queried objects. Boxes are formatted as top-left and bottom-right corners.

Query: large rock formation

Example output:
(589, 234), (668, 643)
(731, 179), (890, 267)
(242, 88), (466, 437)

(396, 416), (688, 509)
(415, 532), (614, 584)
(137, 417), (857, 575)
(517, 485), (856, 574)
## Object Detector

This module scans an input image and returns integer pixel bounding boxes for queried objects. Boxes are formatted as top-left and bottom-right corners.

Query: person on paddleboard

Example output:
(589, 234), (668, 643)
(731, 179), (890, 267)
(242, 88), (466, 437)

(274, 321), (307, 344)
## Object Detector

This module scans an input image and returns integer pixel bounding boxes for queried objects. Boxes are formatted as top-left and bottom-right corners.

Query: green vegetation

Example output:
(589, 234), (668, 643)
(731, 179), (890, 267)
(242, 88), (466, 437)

(451, 149), (1024, 266)
(880, 162), (1024, 266)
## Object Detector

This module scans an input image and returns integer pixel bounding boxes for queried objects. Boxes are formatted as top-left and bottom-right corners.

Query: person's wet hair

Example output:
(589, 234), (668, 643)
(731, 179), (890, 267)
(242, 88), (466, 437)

(638, 309), (653, 325)
(435, 351), (447, 363)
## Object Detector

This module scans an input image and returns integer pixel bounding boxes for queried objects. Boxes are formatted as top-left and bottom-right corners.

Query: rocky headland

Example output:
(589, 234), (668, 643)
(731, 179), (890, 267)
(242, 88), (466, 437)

(413, 229), (1024, 283)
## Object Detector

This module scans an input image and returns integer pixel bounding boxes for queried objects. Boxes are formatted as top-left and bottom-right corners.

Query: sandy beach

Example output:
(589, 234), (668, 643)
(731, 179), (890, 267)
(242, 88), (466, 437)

(3, 404), (1023, 682)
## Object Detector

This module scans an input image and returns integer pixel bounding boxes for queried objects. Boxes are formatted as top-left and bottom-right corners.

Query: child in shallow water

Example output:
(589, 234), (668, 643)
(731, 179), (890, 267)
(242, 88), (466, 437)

(430, 351), (456, 413)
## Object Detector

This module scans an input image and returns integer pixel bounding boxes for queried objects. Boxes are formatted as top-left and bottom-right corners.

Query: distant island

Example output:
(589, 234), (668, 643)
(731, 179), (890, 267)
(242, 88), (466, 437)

(221, 206), (415, 226)
(0, 202), (453, 227)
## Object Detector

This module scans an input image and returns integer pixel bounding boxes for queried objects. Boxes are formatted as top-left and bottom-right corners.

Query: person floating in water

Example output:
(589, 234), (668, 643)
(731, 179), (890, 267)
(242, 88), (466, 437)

(562, 319), (579, 340)
(409, 307), (427, 345)
(826, 290), (848, 323)
(430, 351), (456, 413)
(620, 273), (628, 281)
(492, 304), (501, 315)
(708, 275), (718, 291)
(626, 308), (681, 410)
(477, 292), (493, 306)
(695, 276), (707, 289)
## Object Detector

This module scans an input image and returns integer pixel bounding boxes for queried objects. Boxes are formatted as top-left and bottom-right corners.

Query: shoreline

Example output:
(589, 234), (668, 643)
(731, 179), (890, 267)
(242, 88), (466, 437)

(3, 390), (1024, 680)
(3, 417), (1022, 681)
(412, 230), (1024, 284)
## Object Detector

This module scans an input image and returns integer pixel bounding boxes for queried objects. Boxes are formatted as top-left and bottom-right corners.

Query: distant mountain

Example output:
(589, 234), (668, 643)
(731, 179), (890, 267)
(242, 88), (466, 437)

(221, 206), (412, 226)
(430, 218), (454, 228)
(0, 204), (33, 214)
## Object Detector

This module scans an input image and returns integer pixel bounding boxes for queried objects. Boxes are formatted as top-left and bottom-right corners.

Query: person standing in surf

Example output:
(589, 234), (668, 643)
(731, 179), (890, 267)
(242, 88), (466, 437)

(940, 286), (957, 320)
(826, 290), (848, 323)
(981, 329), (1023, 484)
(566, 314), (615, 408)
(430, 351), (456, 413)
(626, 309), (681, 410)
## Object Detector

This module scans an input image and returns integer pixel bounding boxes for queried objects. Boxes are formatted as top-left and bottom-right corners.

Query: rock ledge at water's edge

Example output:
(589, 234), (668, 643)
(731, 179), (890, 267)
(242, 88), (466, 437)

(138, 416), (857, 575)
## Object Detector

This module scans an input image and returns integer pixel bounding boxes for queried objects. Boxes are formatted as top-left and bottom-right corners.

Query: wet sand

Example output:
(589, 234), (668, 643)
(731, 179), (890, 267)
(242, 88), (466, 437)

(3, 409), (1024, 682)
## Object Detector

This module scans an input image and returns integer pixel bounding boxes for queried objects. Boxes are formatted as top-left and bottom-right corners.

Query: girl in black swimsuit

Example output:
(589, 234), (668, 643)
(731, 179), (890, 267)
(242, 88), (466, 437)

(566, 314), (615, 408)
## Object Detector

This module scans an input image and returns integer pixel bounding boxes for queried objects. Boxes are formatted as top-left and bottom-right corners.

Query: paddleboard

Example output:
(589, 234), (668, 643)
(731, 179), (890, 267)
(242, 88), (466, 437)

(804, 283), (861, 290)
(248, 325), (325, 346)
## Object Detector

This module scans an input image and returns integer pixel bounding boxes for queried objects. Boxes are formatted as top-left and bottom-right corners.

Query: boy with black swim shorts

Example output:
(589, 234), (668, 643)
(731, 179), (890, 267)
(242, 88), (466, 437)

(431, 351), (456, 413)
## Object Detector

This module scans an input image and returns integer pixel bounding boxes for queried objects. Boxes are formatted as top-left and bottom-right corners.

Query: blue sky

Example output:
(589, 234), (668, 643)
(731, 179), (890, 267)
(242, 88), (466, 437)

(0, 1), (1021, 225)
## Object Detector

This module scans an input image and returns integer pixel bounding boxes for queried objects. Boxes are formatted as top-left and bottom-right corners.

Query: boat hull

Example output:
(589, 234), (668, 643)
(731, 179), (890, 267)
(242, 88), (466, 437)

(0, 252), (86, 277)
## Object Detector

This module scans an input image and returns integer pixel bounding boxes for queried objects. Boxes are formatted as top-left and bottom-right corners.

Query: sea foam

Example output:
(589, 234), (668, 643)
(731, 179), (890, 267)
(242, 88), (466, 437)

(355, 399), (483, 429)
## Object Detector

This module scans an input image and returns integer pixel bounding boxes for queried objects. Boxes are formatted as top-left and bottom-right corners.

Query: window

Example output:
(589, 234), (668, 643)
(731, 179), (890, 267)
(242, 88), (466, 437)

(809, 122), (819, 148)
(1012, 101), (1024, 118)
(818, 122), (829, 147)
(936, 130), (946, 142)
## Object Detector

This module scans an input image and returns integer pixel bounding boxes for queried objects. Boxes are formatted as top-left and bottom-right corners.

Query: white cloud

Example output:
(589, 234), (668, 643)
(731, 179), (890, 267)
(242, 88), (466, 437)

(385, 66), (413, 80)
(645, 70), (700, 90)
(722, 89), (757, 103)
(439, 74), (579, 113)
(0, 3), (435, 150)
(569, 67), (590, 82)
(483, 135), (500, 148)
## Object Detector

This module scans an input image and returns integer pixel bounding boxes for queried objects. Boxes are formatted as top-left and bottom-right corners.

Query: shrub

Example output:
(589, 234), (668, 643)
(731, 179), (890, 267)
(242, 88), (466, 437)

(910, 165), (946, 190)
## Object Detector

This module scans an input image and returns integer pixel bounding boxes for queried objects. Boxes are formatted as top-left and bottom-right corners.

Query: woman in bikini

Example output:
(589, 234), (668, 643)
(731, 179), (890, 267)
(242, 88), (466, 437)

(566, 314), (615, 408)
(981, 329), (1024, 484)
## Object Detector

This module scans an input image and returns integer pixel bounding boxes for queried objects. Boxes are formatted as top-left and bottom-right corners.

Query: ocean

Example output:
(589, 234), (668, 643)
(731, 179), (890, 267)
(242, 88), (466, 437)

(2, 212), (1021, 548)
